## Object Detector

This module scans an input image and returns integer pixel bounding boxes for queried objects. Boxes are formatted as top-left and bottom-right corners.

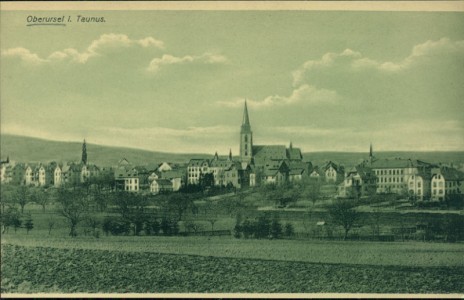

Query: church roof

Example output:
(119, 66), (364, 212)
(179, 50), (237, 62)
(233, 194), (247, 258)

(287, 147), (303, 160)
(253, 145), (287, 161)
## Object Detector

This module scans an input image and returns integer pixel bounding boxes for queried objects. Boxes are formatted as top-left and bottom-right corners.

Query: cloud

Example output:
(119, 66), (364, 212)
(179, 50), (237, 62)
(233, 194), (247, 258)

(1, 33), (165, 64)
(146, 52), (228, 72)
(1, 47), (46, 64)
(218, 84), (338, 109)
(294, 38), (464, 85)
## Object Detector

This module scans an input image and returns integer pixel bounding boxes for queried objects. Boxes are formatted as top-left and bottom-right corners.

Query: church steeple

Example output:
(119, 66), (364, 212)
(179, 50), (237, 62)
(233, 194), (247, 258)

(240, 99), (253, 164)
(241, 99), (251, 133)
(369, 143), (373, 165)
(81, 139), (87, 165)
(229, 149), (233, 161)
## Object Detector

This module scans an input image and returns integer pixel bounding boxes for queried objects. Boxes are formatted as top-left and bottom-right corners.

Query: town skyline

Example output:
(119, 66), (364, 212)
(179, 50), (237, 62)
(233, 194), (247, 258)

(1, 10), (463, 154)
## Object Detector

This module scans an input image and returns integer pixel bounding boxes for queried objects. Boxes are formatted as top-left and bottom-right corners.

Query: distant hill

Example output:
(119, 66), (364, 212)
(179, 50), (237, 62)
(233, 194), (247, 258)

(1, 134), (463, 169)
(0, 135), (210, 167)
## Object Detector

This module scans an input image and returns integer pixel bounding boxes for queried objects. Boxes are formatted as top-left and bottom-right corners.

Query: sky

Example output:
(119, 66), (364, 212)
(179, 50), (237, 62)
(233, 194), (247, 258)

(1, 9), (464, 154)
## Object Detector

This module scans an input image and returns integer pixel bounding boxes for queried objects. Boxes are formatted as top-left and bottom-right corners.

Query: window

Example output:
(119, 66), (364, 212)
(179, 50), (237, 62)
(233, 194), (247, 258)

(418, 182), (421, 188)
(439, 189), (443, 194)
(244, 135), (248, 142)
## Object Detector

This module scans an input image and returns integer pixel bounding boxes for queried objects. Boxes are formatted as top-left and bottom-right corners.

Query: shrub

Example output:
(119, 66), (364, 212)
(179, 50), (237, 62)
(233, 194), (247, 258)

(284, 222), (294, 237)
(102, 217), (130, 236)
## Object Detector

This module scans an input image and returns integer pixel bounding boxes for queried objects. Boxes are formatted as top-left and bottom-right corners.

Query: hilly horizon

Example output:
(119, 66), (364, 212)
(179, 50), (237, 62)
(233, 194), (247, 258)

(1, 134), (464, 168)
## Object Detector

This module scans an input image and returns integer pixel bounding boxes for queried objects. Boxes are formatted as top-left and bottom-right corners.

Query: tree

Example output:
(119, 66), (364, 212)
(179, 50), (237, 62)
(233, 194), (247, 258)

(255, 214), (271, 239)
(15, 186), (29, 214)
(303, 179), (322, 207)
(162, 193), (196, 222)
(57, 187), (89, 237)
(443, 215), (464, 242)
(369, 208), (382, 239)
(85, 216), (101, 237)
(90, 187), (110, 212)
(328, 199), (361, 240)
(183, 218), (203, 234)
(47, 218), (55, 235)
(284, 222), (294, 237)
(112, 192), (149, 235)
(24, 213), (34, 234)
(31, 188), (48, 212)
(1, 206), (22, 234)
(204, 201), (219, 233)
(269, 217), (283, 239)
(0, 185), (15, 214)
(199, 172), (214, 190)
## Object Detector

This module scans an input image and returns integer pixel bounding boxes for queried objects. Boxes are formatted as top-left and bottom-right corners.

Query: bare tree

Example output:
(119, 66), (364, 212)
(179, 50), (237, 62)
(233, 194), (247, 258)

(328, 199), (361, 240)
(48, 218), (55, 235)
(31, 188), (48, 212)
(303, 179), (322, 207)
(15, 186), (29, 214)
(57, 187), (89, 237)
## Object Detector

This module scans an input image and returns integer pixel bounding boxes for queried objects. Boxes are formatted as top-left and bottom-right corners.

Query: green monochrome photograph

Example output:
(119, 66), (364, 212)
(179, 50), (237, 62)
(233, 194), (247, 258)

(0, 1), (463, 297)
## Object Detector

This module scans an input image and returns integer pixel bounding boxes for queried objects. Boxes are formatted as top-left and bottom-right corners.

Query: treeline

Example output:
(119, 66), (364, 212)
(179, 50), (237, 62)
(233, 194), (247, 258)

(233, 213), (294, 239)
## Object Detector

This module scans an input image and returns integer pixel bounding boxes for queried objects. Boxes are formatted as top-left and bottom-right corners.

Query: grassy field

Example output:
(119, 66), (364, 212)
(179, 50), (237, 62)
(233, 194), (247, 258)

(3, 233), (464, 268)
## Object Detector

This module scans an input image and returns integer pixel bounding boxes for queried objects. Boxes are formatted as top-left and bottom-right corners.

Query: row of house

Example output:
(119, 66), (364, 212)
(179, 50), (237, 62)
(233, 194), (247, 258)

(0, 160), (101, 188)
(338, 148), (464, 201)
(114, 158), (185, 194)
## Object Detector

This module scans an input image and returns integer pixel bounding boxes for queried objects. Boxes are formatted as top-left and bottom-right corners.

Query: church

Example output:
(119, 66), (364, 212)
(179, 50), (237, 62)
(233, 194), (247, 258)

(239, 101), (310, 186)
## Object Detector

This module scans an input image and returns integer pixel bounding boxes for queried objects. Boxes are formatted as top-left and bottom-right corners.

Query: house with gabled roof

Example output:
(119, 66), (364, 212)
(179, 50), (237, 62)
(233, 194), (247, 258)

(431, 167), (464, 201)
(150, 179), (174, 194)
(157, 162), (173, 172)
(322, 161), (344, 183)
(338, 166), (376, 198)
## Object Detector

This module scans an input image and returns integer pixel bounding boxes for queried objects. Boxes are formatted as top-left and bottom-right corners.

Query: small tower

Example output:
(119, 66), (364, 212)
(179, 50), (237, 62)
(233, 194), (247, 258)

(81, 139), (87, 165)
(240, 100), (253, 165)
(228, 149), (233, 161)
(289, 141), (293, 150)
(214, 151), (219, 161)
(369, 143), (373, 165)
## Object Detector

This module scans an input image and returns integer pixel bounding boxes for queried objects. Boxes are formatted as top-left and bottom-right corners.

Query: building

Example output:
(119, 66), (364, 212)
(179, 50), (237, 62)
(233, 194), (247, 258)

(37, 164), (54, 187)
(0, 157), (12, 183)
(54, 165), (63, 187)
(239, 100), (306, 186)
(187, 159), (210, 185)
(407, 173), (431, 201)
(338, 166), (377, 198)
(150, 179), (174, 194)
(322, 161), (344, 183)
(431, 167), (464, 201)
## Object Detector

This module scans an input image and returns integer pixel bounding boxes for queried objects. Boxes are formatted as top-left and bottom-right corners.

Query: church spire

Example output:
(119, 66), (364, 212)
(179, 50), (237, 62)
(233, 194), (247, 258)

(241, 99), (251, 133)
(82, 139), (87, 165)
(369, 143), (373, 165)
(229, 149), (232, 161)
